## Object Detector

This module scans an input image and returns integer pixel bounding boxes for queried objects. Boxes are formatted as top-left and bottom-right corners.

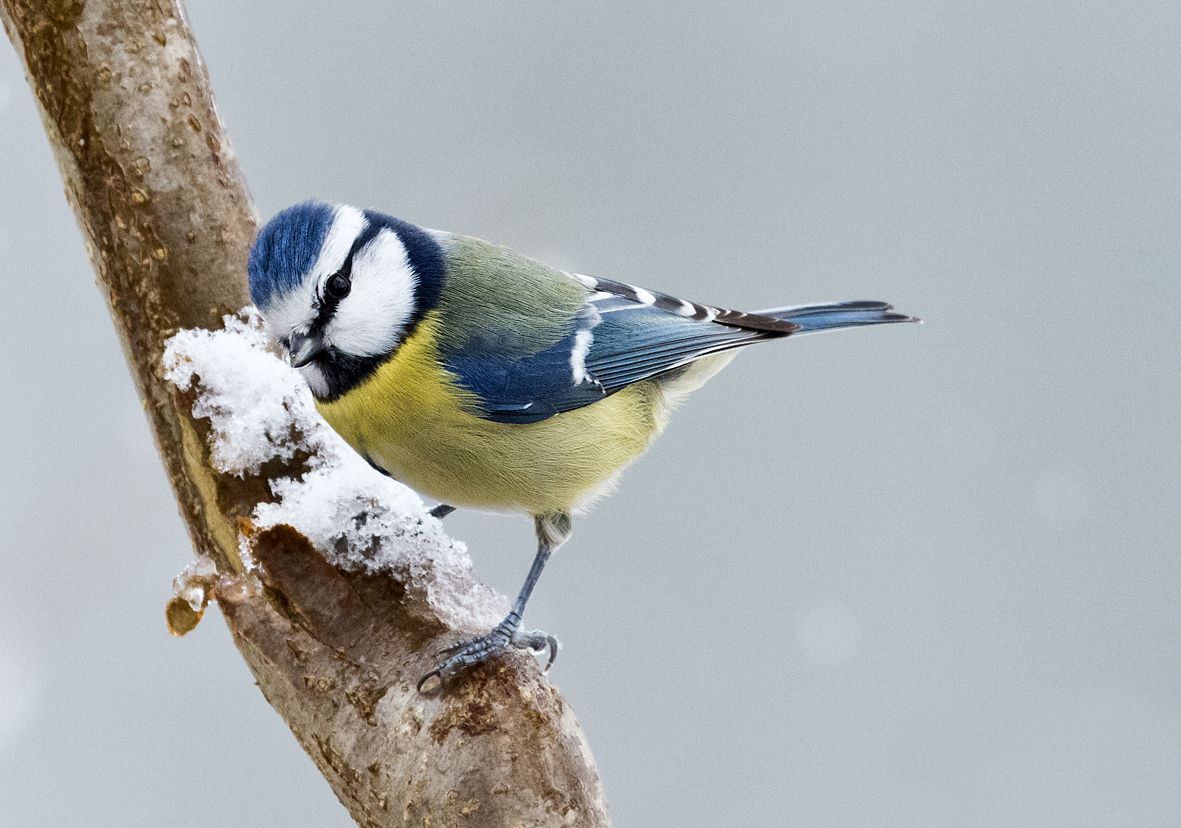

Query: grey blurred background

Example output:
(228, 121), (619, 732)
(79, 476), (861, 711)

(2, 0), (1179, 824)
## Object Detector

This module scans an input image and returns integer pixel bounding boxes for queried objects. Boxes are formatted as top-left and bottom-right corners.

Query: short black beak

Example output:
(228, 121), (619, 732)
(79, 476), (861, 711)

(288, 331), (325, 368)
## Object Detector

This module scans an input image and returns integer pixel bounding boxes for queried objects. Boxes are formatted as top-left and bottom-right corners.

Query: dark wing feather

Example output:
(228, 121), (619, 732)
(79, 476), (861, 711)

(443, 271), (789, 423)
(576, 273), (801, 334)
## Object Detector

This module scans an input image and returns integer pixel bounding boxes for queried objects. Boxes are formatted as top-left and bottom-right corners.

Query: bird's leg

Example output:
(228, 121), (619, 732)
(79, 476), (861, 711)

(418, 511), (571, 693)
(428, 504), (456, 519)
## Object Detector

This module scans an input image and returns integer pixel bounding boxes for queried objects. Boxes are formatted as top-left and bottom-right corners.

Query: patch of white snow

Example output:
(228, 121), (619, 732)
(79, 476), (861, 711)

(163, 310), (505, 630)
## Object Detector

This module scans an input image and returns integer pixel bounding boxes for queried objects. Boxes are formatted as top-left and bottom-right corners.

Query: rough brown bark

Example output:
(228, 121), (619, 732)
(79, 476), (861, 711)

(0, 2), (609, 825)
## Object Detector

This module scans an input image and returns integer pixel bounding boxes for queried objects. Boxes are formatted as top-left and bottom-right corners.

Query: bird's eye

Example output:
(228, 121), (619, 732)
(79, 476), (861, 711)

(325, 273), (351, 300)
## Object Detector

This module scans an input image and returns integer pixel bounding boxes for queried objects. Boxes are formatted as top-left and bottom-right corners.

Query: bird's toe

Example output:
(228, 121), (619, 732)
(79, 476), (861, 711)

(418, 625), (560, 693)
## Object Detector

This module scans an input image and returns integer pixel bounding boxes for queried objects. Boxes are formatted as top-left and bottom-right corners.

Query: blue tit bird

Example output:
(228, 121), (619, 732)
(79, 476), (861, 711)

(247, 201), (917, 690)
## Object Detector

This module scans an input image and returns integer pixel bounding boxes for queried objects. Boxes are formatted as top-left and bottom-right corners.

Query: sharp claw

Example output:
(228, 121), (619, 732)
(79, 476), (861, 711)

(417, 668), (445, 695)
(542, 635), (560, 673)
(509, 629), (561, 673)
(419, 627), (562, 694)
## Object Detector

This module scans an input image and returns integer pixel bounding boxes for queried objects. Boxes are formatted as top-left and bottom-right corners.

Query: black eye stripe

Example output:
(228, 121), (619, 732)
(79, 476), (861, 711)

(308, 220), (386, 333)
(340, 221), (384, 277)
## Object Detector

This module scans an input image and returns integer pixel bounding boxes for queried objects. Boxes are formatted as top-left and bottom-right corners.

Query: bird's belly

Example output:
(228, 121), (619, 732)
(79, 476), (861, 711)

(315, 365), (670, 515)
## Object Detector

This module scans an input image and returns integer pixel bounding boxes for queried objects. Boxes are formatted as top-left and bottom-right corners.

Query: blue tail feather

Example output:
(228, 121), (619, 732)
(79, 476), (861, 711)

(755, 300), (919, 334)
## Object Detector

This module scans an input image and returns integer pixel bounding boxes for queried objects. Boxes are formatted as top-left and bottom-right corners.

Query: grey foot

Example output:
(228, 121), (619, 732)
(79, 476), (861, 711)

(428, 504), (456, 519)
(417, 625), (560, 693)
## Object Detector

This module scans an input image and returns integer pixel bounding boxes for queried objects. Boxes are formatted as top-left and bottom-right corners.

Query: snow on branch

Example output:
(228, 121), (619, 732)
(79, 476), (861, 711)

(163, 310), (506, 632)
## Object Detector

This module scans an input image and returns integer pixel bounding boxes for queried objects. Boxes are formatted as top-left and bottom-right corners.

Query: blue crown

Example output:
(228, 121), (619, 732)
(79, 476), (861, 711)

(248, 201), (335, 310)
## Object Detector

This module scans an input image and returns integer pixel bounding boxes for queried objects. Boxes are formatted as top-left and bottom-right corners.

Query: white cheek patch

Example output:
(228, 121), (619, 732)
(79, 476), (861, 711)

(326, 228), (417, 357)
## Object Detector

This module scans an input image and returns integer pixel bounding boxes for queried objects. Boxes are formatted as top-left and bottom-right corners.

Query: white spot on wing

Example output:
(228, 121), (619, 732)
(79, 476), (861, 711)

(587, 291), (614, 302)
(677, 300), (697, 317)
(570, 272), (599, 289)
(571, 329), (594, 385)
(633, 286), (657, 305)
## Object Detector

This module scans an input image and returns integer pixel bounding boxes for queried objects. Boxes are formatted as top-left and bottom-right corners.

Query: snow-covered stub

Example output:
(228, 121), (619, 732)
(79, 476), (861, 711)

(163, 310), (506, 631)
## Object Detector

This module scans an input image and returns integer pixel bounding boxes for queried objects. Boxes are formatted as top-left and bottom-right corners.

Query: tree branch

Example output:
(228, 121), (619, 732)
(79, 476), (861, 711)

(0, 2), (609, 825)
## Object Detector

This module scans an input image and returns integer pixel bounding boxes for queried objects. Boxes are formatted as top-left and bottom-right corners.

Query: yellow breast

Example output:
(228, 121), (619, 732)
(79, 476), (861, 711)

(314, 312), (671, 515)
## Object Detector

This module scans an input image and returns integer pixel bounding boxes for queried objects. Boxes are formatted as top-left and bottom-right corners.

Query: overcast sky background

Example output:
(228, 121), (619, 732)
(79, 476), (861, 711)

(2, 1), (1179, 825)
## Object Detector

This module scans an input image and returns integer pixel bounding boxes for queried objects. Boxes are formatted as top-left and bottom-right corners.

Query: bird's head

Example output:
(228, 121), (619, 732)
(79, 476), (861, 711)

(248, 201), (445, 400)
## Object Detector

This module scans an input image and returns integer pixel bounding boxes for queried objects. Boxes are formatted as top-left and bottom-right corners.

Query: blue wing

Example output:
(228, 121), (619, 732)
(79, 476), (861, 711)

(442, 273), (798, 424)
